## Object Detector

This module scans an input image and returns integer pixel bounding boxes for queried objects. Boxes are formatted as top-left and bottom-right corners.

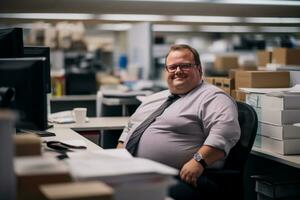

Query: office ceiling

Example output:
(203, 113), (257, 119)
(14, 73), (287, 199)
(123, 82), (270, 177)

(1, 0), (300, 28)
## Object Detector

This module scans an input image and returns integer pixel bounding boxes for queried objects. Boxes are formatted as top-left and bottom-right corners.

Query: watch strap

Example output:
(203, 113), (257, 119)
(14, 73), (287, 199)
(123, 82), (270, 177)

(199, 158), (207, 169)
(193, 152), (208, 169)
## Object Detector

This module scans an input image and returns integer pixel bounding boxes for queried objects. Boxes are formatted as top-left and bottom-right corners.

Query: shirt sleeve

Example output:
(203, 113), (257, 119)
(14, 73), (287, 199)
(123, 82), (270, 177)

(201, 93), (241, 156)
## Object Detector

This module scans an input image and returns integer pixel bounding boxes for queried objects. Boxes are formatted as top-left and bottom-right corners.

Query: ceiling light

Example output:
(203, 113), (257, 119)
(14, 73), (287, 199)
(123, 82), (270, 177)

(153, 24), (193, 32)
(97, 14), (168, 22)
(244, 17), (300, 24)
(97, 23), (132, 31)
(171, 16), (241, 23)
(0, 13), (95, 20)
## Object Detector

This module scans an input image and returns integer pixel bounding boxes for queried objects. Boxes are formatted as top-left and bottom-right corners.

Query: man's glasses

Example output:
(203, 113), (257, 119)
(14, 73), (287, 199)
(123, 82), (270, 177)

(165, 63), (197, 73)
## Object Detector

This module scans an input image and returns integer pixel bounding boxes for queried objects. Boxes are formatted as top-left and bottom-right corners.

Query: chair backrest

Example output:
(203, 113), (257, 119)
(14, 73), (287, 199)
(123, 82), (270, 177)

(223, 101), (258, 171)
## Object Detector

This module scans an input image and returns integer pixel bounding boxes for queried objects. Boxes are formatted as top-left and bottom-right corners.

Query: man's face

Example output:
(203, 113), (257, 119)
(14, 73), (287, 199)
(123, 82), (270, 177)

(165, 49), (202, 94)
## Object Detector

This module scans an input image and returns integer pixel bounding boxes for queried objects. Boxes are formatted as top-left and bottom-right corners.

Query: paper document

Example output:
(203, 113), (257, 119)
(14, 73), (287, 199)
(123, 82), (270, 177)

(48, 110), (88, 124)
(240, 84), (300, 94)
(66, 149), (178, 183)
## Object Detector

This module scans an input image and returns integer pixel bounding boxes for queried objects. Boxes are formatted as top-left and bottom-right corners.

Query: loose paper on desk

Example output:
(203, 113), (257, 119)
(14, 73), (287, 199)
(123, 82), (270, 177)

(48, 110), (88, 124)
(240, 84), (300, 94)
(66, 149), (178, 183)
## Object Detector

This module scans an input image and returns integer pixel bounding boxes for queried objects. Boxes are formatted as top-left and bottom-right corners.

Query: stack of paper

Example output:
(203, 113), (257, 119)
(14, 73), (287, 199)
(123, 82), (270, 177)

(259, 92), (300, 154)
(66, 149), (178, 200)
(241, 85), (300, 153)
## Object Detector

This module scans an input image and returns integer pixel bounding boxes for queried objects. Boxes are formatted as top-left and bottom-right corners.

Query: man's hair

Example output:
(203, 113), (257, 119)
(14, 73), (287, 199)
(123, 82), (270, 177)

(165, 44), (201, 66)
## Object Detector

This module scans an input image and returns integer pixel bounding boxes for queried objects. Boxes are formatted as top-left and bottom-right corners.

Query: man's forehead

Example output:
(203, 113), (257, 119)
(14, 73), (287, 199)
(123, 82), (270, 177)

(167, 49), (194, 60)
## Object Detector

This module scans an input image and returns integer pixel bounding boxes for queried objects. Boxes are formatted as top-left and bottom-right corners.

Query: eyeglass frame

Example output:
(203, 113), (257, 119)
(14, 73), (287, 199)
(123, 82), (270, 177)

(165, 63), (199, 73)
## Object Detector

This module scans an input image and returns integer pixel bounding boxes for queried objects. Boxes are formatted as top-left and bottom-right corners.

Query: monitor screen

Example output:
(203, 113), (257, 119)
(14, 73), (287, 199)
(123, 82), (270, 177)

(0, 57), (48, 131)
(23, 46), (51, 93)
(0, 28), (24, 58)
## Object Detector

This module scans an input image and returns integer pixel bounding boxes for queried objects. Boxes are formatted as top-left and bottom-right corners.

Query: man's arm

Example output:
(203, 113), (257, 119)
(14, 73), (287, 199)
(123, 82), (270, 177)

(180, 145), (225, 187)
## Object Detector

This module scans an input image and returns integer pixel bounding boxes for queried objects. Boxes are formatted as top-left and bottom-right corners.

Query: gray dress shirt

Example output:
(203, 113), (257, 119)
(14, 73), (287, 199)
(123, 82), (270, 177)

(119, 81), (241, 169)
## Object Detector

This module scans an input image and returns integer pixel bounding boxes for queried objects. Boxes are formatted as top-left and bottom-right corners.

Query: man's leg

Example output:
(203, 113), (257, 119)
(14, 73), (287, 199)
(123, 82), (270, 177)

(168, 176), (220, 200)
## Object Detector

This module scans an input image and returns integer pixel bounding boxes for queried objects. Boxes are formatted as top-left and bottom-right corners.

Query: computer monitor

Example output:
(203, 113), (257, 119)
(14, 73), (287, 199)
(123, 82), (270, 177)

(23, 46), (51, 93)
(0, 57), (48, 131)
(0, 28), (24, 58)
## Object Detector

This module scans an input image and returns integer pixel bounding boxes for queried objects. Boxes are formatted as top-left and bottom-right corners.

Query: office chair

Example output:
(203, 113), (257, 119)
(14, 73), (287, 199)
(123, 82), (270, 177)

(201, 101), (258, 200)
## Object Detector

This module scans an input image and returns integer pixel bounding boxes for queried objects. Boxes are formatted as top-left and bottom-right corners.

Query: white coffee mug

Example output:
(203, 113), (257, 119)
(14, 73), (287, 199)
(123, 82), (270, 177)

(73, 108), (87, 124)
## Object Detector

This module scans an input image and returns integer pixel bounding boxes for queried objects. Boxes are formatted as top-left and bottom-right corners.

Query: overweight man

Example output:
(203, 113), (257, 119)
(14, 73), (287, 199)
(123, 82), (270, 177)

(117, 44), (240, 199)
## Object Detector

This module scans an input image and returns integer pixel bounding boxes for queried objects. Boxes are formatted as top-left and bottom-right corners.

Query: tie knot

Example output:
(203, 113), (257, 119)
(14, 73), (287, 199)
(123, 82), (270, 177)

(168, 94), (180, 101)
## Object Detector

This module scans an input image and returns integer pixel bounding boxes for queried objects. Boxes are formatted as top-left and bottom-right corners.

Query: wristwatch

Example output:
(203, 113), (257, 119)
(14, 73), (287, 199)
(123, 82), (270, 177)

(193, 152), (207, 169)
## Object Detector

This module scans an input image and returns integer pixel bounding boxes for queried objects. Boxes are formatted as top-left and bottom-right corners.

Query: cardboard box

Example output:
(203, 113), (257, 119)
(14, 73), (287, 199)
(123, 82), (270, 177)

(261, 123), (300, 140)
(214, 55), (239, 71)
(40, 181), (113, 200)
(15, 156), (71, 200)
(230, 89), (236, 100)
(261, 94), (300, 110)
(228, 69), (238, 79)
(235, 71), (290, 89)
(235, 90), (246, 102)
(213, 77), (223, 87)
(261, 109), (300, 125)
(261, 135), (300, 155)
(257, 51), (272, 67)
(222, 78), (233, 95)
(208, 77), (233, 95)
(272, 48), (300, 65)
(14, 133), (41, 156)
(203, 77), (215, 85)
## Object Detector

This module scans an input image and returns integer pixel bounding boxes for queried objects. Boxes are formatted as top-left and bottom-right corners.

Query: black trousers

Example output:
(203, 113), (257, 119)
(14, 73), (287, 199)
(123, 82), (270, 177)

(168, 176), (221, 200)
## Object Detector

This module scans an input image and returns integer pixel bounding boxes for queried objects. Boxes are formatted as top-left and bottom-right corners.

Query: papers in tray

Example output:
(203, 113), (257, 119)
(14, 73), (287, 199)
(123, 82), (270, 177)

(48, 110), (88, 124)
(66, 149), (178, 184)
(240, 84), (300, 94)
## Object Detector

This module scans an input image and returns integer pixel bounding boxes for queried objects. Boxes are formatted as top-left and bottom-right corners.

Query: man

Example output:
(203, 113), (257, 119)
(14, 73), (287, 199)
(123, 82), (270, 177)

(117, 44), (240, 199)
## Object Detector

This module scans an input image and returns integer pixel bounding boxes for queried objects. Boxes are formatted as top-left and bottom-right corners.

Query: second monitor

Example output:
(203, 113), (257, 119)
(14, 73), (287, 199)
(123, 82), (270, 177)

(0, 57), (48, 131)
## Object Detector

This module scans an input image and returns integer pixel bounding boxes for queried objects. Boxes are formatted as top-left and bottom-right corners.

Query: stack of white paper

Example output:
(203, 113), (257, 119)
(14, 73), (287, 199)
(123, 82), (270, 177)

(66, 149), (178, 200)
(260, 92), (300, 154)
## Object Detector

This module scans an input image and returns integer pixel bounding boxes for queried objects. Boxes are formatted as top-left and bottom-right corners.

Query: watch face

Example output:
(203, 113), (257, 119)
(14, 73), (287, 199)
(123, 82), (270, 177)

(194, 153), (202, 162)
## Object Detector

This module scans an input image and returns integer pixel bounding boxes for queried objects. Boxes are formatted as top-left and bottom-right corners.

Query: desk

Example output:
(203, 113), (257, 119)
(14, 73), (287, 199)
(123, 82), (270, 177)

(36, 122), (177, 200)
(245, 147), (300, 200)
(51, 117), (129, 148)
(252, 147), (300, 169)
(43, 128), (101, 151)
(52, 117), (129, 131)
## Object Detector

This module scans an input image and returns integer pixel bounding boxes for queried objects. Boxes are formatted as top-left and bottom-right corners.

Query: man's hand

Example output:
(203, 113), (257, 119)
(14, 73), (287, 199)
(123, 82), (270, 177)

(180, 159), (204, 187)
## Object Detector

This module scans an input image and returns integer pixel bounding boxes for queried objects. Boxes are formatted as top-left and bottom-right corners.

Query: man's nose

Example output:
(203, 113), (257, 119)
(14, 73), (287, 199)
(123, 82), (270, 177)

(175, 66), (183, 73)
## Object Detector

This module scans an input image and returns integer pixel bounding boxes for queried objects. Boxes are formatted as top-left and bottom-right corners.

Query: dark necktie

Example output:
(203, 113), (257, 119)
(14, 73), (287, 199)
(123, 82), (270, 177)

(126, 94), (180, 156)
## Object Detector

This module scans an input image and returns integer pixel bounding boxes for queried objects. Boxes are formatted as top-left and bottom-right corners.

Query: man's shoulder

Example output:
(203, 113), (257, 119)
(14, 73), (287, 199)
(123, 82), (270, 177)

(198, 82), (224, 95)
(140, 90), (170, 104)
(197, 82), (235, 102)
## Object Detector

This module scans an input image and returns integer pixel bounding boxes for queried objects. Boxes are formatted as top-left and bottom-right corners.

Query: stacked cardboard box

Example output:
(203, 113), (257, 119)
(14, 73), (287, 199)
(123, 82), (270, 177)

(235, 71), (290, 89)
(15, 156), (71, 200)
(214, 55), (239, 71)
(257, 50), (272, 67)
(203, 77), (233, 96)
(40, 181), (113, 200)
(272, 48), (300, 66)
(260, 93), (300, 154)
(14, 134), (41, 157)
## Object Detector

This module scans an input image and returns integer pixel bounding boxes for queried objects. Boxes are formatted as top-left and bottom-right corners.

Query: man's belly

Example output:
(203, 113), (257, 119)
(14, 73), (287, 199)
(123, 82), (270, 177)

(136, 128), (202, 169)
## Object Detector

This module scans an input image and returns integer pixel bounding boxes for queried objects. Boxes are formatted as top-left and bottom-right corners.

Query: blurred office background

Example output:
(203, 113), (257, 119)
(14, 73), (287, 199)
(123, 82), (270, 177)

(1, 0), (300, 97)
